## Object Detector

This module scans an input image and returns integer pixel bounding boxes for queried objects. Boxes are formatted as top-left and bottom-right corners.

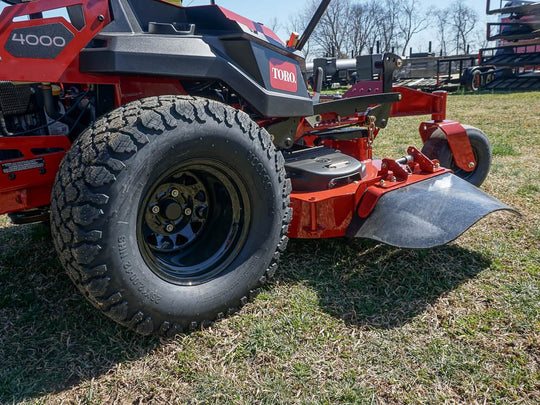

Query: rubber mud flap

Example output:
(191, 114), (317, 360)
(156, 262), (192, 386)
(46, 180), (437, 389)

(347, 173), (518, 248)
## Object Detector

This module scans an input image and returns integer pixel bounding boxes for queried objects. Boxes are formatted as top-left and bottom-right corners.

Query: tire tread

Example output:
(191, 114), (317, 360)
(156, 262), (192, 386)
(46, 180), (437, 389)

(51, 96), (291, 336)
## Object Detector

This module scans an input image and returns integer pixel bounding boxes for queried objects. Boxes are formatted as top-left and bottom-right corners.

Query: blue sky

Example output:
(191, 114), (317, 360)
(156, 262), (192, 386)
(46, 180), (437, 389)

(184, 1), (491, 28)
(186, 0), (493, 52)
(185, 0), (490, 25)
(0, 0), (494, 53)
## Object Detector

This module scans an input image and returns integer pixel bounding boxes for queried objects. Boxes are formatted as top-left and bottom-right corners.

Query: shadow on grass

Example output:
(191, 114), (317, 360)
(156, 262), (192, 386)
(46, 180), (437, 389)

(0, 223), (160, 403)
(279, 237), (492, 329)
(0, 222), (492, 402)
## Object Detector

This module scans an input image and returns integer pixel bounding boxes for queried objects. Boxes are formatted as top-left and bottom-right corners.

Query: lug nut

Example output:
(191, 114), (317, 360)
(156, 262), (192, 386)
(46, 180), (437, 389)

(171, 188), (180, 198)
(165, 224), (174, 233)
(468, 162), (475, 169)
(184, 208), (192, 216)
(151, 205), (160, 214)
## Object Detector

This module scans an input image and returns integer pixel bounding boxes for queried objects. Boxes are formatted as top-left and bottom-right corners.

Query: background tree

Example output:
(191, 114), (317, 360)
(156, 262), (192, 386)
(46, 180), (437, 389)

(312, 0), (350, 57)
(432, 7), (450, 56)
(287, 7), (315, 59)
(374, 0), (402, 53)
(290, 0), (350, 58)
(292, 0), (481, 59)
(448, 0), (479, 54)
(345, 1), (380, 56)
(398, 0), (428, 56)
(267, 17), (281, 34)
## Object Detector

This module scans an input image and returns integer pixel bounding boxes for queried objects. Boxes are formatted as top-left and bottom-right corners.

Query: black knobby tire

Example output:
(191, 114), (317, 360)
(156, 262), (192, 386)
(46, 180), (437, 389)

(465, 69), (495, 92)
(50, 96), (292, 336)
(467, 69), (482, 92)
(421, 125), (492, 187)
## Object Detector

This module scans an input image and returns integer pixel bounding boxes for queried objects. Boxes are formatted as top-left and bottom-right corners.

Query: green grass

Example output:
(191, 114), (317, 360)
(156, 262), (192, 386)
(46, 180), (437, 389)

(1, 92), (539, 404)
(492, 142), (521, 157)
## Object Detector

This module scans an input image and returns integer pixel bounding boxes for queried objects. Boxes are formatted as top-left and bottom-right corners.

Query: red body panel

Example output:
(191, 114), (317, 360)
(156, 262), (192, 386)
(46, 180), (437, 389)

(289, 182), (360, 239)
(0, 0), (111, 83)
(217, 6), (285, 46)
(115, 78), (186, 106)
(0, 136), (71, 214)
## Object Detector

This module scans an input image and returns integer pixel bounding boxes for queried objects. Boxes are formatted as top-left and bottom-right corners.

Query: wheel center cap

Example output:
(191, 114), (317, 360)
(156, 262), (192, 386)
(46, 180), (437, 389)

(163, 201), (183, 221)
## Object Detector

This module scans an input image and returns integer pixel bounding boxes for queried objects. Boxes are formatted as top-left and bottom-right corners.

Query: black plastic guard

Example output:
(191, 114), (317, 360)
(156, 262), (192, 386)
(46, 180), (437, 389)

(347, 173), (518, 248)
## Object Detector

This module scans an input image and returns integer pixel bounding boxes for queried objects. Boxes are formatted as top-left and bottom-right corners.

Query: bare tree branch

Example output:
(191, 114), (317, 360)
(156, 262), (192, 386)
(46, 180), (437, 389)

(375, 0), (402, 53)
(314, 0), (351, 57)
(346, 1), (380, 56)
(449, 0), (479, 54)
(432, 7), (449, 56)
(398, 0), (428, 56)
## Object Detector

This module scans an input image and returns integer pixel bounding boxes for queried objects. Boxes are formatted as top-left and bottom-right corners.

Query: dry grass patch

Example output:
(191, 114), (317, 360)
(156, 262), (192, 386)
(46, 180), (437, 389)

(0, 92), (539, 404)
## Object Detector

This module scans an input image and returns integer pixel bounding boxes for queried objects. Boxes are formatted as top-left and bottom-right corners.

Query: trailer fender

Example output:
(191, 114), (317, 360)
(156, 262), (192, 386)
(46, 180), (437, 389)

(347, 173), (518, 248)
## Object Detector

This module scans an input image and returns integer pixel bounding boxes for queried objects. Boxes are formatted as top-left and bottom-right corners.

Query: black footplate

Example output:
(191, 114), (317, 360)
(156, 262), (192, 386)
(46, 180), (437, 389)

(284, 146), (366, 191)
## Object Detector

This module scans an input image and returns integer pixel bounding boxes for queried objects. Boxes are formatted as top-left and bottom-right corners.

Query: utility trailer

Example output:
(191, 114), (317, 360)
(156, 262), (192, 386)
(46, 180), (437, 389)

(0, 0), (515, 335)
(395, 54), (478, 91)
(462, 0), (540, 91)
(307, 53), (478, 92)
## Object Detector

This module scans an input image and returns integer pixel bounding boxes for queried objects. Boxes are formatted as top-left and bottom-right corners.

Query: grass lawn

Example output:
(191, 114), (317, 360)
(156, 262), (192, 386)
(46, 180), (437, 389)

(0, 92), (538, 404)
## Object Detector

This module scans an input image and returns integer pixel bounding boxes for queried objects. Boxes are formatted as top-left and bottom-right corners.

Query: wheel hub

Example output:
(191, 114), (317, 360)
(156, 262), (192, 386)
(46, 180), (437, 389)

(144, 177), (208, 252)
(138, 163), (250, 286)
(163, 200), (183, 221)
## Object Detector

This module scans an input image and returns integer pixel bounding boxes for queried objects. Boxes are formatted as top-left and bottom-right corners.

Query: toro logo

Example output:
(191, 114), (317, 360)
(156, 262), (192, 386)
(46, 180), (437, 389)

(269, 59), (298, 93)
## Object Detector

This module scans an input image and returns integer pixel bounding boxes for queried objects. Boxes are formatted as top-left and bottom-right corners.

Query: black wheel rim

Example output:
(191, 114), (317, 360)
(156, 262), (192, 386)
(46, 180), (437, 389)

(137, 160), (251, 286)
(473, 72), (481, 91)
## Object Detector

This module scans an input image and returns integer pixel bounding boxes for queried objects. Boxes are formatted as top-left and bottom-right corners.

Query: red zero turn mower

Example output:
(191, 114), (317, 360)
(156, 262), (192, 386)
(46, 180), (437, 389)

(0, 0), (517, 335)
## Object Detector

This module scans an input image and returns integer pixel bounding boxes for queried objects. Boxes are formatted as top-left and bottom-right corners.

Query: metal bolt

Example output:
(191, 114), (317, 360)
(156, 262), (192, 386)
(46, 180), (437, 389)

(434, 163), (441, 170)
(284, 138), (293, 148)
(469, 162), (476, 169)
(151, 205), (160, 214)
(196, 205), (208, 218)
(170, 189), (179, 198)
(97, 14), (104, 22)
(184, 208), (192, 216)
(165, 224), (174, 233)
(379, 180), (386, 186)
(390, 176), (397, 182)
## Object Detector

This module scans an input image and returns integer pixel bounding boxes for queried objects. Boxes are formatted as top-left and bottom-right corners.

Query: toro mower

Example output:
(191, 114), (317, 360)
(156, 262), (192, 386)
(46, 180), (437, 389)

(0, 0), (515, 335)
